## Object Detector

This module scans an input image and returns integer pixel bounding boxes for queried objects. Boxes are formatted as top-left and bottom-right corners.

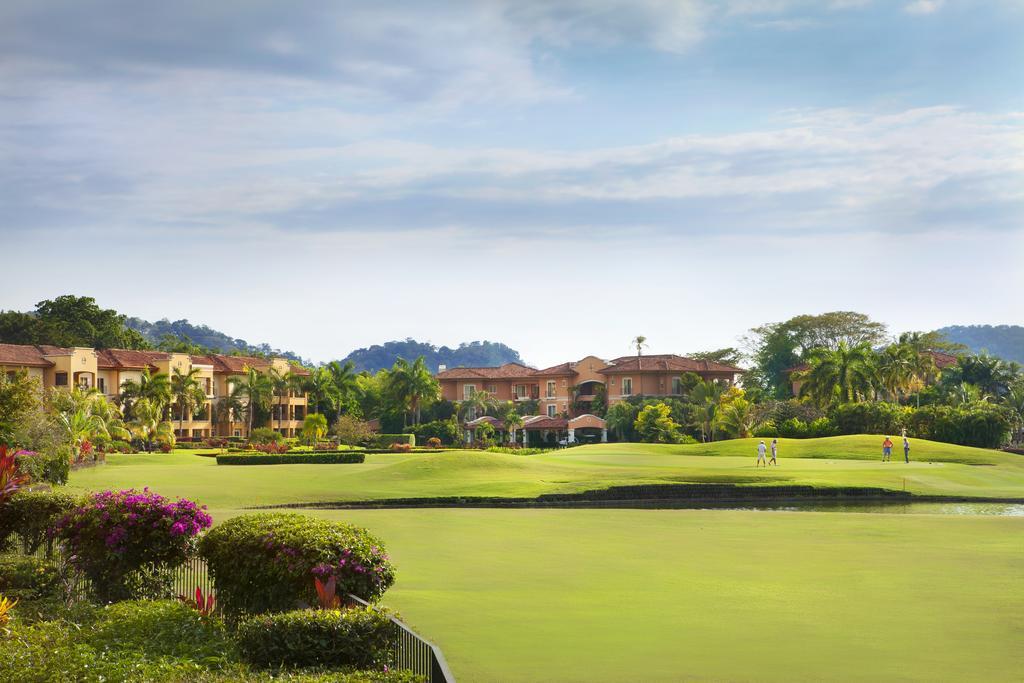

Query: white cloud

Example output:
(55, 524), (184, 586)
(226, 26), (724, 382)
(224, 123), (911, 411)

(904, 0), (944, 14)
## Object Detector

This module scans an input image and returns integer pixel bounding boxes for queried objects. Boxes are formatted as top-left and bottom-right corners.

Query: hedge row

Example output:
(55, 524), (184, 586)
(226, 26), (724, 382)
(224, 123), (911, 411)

(372, 433), (415, 448)
(216, 452), (366, 465)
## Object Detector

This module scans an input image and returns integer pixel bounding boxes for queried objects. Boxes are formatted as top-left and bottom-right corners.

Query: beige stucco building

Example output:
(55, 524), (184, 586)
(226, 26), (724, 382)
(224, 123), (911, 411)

(0, 343), (309, 438)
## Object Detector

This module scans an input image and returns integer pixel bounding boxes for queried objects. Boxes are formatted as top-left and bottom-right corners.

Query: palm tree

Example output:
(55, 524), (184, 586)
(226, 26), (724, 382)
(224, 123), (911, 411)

(326, 360), (359, 422)
(796, 342), (876, 408)
(631, 336), (648, 370)
(715, 397), (755, 439)
(458, 390), (496, 422)
(119, 369), (171, 418)
(51, 389), (129, 460)
(605, 401), (638, 441)
(267, 368), (291, 433)
(876, 344), (917, 402)
(502, 402), (524, 444)
(230, 367), (273, 436)
(171, 367), (207, 438)
(129, 398), (175, 451)
(301, 413), (329, 445)
(388, 357), (440, 426)
(689, 379), (724, 442)
(303, 367), (341, 417)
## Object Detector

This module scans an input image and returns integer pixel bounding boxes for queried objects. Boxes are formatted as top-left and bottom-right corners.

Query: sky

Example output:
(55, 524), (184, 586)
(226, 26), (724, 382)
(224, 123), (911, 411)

(2, 0), (1023, 366)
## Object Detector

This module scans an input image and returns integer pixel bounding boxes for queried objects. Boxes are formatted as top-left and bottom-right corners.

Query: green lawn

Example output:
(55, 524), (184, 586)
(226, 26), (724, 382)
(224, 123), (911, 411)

(68, 436), (1024, 507)
(211, 507), (1022, 682)
(61, 436), (1024, 681)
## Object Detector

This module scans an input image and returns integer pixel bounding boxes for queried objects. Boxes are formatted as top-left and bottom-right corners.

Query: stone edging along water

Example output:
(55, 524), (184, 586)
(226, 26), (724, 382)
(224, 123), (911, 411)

(245, 483), (1024, 510)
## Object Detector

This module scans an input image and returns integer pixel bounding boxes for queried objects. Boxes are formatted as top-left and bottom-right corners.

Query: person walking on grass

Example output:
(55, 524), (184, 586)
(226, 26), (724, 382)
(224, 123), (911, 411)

(882, 436), (893, 462)
(769, 438), (778, 466)
(757, 440), (768, 467)
(903, 436), (911, 463)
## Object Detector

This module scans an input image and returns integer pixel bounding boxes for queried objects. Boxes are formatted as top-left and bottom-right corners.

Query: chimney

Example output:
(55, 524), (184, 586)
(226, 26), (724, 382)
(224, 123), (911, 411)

(438, 364), (447, 372)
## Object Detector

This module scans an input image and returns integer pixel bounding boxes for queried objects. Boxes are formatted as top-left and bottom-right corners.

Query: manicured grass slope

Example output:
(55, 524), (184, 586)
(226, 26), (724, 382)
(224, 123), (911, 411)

(269, 508), (1024, 683)
(68, 436), (1024, 507)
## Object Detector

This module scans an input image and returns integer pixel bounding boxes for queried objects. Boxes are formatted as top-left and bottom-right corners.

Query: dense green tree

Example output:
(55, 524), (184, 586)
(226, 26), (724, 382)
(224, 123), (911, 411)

(745, 311), (888, 397)
(118, 369), (171, 419)
(386, 357), (439, 426)
(688, 379), (724, 442)
(301, 413), (329, 444)
(634, 402), (682, 443)
(0, 295), (150, 349)
(325, 360), (359, 421)
(0, 370), (40, 444)
(688, 348), (744, 367)
(128, 398), (175, 451)
(797, 342), (876, 407)
(605, 401), (638, 441)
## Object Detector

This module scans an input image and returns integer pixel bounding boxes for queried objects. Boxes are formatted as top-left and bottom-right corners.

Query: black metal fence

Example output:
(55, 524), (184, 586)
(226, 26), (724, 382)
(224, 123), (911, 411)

(3, 536), (455, 682)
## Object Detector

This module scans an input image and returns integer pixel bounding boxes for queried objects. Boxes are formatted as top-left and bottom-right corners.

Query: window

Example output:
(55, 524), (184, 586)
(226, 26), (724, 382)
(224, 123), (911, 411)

(55, 372), (68, 387)
(463, 384), (476, 400)
(621, 377), (633, 396)
(546, 380), (556, 398)
(486, 384), (497, 394)
(547, 404), (557, 417)
(98, 377), (106, 394)
(671, 376), (682, 395)
(233, 430), (241, 437)
(514, 384), (529, 399)
(7, 371), (17, 381)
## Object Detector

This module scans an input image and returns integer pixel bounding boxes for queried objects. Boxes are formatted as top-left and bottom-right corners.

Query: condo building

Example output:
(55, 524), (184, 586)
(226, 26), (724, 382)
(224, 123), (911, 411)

(0, 343), (310, 438)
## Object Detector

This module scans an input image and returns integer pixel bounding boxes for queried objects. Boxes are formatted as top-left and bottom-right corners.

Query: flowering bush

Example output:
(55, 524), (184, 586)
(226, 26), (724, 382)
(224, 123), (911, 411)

(252, 442), (290, 454)
(389, 442), (412, 453)
(201, 438), (228, 448)
(158, 442), (173, 453)
(53, 488), (212, 602)
(426, 437), (442, 448)
(199, 513), (395, 618)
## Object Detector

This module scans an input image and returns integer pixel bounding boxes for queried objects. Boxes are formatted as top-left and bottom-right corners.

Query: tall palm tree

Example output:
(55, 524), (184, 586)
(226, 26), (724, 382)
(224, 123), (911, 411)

(689, 379), (724, 442)
(119, 369), (171, 418)
(326, 360), (359, 422)
(171, 367), (207, 438)
(797, 342), (876, 408)
(230, 366), (273, 436)
(715, 396), (755, 439)
(876, 344), (917, 402)
(605, 401), (637, 441)
(267, 368), (291, 433)
(458, 390), (497, 422)
(502, 402), (524, 444)
(631, 336), (648, 370)
(304, 367), (341, 417)
(388, 357), (439, 427)
(128, 398), (175, 451)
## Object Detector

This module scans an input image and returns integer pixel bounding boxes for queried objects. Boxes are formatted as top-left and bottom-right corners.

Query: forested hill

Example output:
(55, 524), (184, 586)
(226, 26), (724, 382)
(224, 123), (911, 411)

(342, 339), (523, 373)
(125, 317), (304, 362)
(935, 325), (1024, 364)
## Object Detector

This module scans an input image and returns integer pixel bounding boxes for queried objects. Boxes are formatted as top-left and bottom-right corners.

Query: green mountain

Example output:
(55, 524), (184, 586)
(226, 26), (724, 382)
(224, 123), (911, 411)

(125, 317), (305, 362)
(935, 325), (1024, 364)
(342, 339), (523, 373)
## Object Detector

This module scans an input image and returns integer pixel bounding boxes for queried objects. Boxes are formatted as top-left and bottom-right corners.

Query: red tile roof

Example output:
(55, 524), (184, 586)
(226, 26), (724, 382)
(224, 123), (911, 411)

(534, 362), (575, 375)
(436, 363), (537, 380)
(521, 417), (567, 430)
(207, 354), (271, 374)
(928, 351), (959, 369)
(0, 344), (55, 368)
(602, 354), (744, 374)
(95, 349), (168, 370)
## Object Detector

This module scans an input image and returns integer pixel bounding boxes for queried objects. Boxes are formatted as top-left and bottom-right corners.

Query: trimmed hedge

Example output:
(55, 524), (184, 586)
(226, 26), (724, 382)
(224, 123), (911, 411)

(198, 513), (395, 618)
(216, 452), (366, 465)
(235, 607), (397, 668)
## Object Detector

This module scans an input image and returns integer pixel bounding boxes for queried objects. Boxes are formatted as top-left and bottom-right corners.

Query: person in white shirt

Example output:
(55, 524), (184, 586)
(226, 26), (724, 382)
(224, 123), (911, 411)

(769, 439), (778, 466)
(757, 440), (767, 467)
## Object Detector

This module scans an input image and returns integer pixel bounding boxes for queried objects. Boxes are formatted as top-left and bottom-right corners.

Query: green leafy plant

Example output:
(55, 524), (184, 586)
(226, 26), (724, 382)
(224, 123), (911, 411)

(235, 607), (397, 668)
(0, 490), (80, 554)
(198, 513), (395, 618)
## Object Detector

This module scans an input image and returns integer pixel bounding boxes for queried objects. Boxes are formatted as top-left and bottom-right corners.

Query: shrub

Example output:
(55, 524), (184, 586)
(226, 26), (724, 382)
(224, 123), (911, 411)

(198, 513), (395, 618)
(0, 556), (60, 600)
(408, 418), (460, 446)
(215, 452), (366, 465)
(235, 607), (397, 669)
(13, 449), (70, 486)
(53, 489), (212, 602)
(252, 442), (290, 454)
(907, 402), (1011, 448)
(485, 446), (552, 455)
(426, 437), (442, 448)
(373, 434), (415, 448)
(333, 415), (375, 447)
(0, 490), (80, 554)
(90, 599), (232, 662)
(109, 440), (134, 453)
(159, 442), (173, 453)
(677, 434), (699, 444)
(202, 437), (228, 448)
(831, 402), (911, 436)
(634, 403), (683, 443)
(389, 442), (412, 453)
(249, 427), (285, 445)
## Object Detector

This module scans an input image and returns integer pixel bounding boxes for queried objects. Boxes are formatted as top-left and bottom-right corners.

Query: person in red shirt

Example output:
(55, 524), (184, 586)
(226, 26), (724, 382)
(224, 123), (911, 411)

(882, 437), (893, 462)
